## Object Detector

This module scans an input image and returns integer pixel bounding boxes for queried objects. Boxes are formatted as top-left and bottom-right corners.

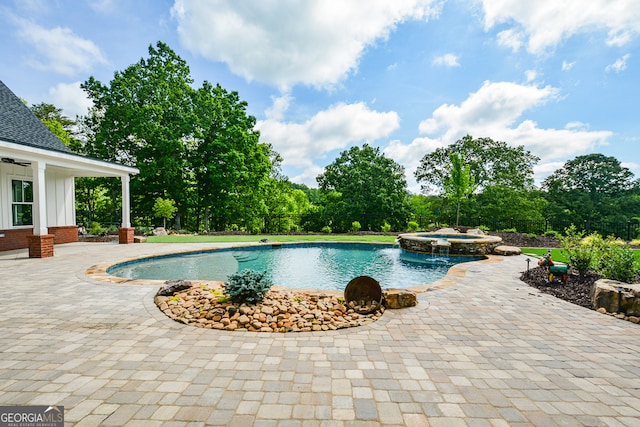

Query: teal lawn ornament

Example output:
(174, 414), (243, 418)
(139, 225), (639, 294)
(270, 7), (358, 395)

(538, 250), (568, 284)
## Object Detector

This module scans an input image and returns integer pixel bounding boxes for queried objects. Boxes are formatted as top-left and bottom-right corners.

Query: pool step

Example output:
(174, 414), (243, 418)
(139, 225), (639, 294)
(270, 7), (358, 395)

(232, 253), (257, 262)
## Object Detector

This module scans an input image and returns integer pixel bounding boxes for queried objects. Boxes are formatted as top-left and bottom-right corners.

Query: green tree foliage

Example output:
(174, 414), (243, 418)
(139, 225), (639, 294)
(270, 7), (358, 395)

(82, 41), (197, 228)
(81, 41), (279, 231)
(443, 152), (476, 226)
(415, 135), (539, 194)
(316, 144), (410, 231)
(153, 197), (177, 228)
(30, 102), (82, 152)
(542, 154), (639, 224)
(191, 82), (273, 231)
(474, 186), (547, 223)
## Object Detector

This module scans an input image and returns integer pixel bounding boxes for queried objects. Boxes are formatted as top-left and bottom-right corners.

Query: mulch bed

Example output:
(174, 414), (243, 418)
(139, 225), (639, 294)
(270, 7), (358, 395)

(519, 266), (601, 309)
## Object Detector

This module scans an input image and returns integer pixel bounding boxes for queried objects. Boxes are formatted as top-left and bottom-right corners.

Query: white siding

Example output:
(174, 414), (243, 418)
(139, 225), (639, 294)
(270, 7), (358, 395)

(45, 170), (75, 227)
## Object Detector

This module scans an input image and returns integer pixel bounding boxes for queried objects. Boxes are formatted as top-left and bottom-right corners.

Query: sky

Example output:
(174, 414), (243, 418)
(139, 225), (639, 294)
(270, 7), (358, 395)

(1, 0), (639, 193)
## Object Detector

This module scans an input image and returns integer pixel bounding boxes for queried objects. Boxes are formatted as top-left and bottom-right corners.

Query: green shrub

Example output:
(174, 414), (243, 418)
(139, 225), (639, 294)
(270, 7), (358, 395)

(407, 221), (419, 232)
(500, 227), (517, 233)
(478, 225), (490, 232)
(544, 230), (561, 239)
(381, 221), (391, 232)
(321, 225), (332, 234)
(593, 236), (638, 283)
(89, 222), (104, 236)
(224, 269), (273, 304)
(559, 225), (595, 277)
(351, 221), (361, 232)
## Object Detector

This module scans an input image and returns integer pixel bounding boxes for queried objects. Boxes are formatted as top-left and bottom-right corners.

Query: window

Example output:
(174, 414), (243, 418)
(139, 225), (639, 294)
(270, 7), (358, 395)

(12, 179), (33, 226)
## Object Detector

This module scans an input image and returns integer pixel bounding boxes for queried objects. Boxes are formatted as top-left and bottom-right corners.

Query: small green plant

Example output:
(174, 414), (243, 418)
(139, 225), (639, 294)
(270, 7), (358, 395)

(559, 225), (595, 277)
(544, 230), (561, 239)
(224, 269), (273, 304)
(89, 221), (104, 236)
(351, 221), (362, 232)
(407, 221), (419, 232)
(500, 227), (517, 233)
(593, 236), (638, 283)
(322, 225), (332, 234)
(380, 221), (391, 232)
(478, 225), (490, 232)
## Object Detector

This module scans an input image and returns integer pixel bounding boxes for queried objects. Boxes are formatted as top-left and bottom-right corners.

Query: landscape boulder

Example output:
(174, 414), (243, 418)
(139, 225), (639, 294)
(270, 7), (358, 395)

(383, 288), (417, 309)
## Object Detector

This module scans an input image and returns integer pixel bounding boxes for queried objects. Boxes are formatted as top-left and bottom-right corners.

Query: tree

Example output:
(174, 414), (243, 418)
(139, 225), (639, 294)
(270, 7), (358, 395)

(30, 102), (81, 152)
(317, 144), (410, 231)
(415, 135), (539, 194)
(542, 154), (638, 224)
(81, 41), (196, 228)
(190, 82), (273, 231)
(153, 197), (177, 228)
(443, 152), (476, 226)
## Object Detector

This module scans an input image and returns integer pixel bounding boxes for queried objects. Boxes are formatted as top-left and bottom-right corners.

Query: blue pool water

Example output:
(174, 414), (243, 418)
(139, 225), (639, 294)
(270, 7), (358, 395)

(108, 243), (483, 291)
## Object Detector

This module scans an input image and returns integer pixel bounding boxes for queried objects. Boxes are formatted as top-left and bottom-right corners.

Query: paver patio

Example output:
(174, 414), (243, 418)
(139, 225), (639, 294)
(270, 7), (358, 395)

(0, 241), (639, 426)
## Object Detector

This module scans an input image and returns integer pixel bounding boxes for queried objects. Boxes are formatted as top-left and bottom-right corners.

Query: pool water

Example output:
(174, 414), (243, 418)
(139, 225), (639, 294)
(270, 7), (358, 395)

(108, 243), (483, 291)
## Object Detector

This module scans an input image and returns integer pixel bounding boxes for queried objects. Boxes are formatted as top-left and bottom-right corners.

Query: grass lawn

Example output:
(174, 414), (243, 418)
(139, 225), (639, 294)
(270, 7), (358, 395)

(146, 234), (399, 244)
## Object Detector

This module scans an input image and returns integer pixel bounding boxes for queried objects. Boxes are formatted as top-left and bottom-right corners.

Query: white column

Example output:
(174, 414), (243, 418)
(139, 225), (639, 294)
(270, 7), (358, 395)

(121, 175), (131, 228)
(31, 160), (48, 236)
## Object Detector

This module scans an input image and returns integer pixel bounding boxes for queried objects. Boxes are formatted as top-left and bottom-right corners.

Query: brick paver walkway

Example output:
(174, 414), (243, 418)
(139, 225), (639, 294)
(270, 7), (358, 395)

(0, 241), (638, 426)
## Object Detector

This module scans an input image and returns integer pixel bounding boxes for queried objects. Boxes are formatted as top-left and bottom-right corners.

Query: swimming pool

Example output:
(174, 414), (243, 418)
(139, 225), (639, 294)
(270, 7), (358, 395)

(107, 243), (483, 291)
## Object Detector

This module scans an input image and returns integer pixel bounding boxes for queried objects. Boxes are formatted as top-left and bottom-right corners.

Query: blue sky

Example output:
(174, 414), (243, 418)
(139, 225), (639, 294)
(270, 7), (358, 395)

(1, 0), (638, 193)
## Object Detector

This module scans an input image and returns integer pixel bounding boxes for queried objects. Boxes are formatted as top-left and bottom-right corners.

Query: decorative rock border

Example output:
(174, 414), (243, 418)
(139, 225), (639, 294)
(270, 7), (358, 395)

(154, 282), (386, 332)
(592, 279), (640, 324)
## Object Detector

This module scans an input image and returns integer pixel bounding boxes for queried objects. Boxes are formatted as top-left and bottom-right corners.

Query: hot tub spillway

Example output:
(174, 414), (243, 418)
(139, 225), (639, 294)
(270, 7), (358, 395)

(398, 228), (502, 256)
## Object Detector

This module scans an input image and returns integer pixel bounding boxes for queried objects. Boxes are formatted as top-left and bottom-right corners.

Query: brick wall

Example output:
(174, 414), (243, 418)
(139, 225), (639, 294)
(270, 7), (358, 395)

(28, 234), (55, 258)
(49, 226), (79, 244)
(0, 228), (33, 252)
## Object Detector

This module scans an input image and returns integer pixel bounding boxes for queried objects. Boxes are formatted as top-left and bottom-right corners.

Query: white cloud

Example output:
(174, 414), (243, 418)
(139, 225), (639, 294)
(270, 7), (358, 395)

(525, 69), (537, 82)
(14, 18), (107, 76)
(48, 82), (93, 119)
(605, 53), (631, 72)
(481, 0), (640, 54)
(496, 28), (524, 52)
(562, 60), (576, 71)
(171, 0), (440, 89)
(388, 80), (612, 191)
(89, 0), (117, 13)
(256, 101), (400, 184)
(432, 53), (460, 67)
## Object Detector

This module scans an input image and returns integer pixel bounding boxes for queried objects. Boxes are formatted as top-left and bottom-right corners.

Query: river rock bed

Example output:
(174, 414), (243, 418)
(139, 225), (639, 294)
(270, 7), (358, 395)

(154, 284), (385, 332)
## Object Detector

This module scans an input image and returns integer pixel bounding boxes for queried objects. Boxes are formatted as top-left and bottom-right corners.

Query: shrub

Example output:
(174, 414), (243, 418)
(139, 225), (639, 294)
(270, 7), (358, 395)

(224, 269), (273, 304)
(351, 221), (362, 232)
(559, 225), (596, 277)
(478, 225), (490, 232)
(321, 225), (332, 234)
(593, 236), (638, 283)
(407, 221), (419, 232)
(89, 221), (104, 236)
(544, 230), (561, 239)
(500, 227), (517, 233)
(380, 221), (391, 232)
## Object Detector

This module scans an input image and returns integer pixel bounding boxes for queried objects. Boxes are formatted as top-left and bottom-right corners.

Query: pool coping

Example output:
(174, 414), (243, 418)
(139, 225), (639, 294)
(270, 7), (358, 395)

(84, 241), (505, 294)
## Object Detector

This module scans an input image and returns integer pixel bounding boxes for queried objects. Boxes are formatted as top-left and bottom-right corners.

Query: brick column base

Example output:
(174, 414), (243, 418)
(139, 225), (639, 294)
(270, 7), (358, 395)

(118, 227), (134, 244)
(28, 234), (55, 258)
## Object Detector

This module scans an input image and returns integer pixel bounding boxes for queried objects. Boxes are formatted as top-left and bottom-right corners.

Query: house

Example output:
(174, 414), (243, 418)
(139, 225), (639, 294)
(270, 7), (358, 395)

(0, 79), (138, 257)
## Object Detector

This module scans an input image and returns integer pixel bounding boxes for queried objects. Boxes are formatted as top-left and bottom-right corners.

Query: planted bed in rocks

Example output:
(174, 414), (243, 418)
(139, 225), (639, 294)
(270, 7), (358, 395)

(154, 281), (387, 332)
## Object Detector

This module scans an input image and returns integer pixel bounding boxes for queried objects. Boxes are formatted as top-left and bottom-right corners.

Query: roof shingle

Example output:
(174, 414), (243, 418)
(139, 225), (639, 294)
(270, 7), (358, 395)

(0, 79), (73, 154)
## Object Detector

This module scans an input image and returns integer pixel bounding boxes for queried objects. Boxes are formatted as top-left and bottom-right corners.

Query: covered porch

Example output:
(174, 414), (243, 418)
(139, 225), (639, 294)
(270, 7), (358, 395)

(0, 140), (138, 257)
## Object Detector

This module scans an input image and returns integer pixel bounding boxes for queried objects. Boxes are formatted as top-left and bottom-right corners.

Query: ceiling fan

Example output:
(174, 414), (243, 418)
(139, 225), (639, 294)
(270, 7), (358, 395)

(1, 157), (31, 167)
